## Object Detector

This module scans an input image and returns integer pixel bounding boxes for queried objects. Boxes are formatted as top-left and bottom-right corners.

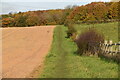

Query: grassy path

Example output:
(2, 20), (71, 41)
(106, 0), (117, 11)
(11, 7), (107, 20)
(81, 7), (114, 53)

(40, 25), (118, 78)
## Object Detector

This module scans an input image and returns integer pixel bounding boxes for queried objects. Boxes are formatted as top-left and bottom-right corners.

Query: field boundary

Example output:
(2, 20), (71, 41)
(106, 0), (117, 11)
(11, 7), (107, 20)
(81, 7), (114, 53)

(88, 40), (120, 63)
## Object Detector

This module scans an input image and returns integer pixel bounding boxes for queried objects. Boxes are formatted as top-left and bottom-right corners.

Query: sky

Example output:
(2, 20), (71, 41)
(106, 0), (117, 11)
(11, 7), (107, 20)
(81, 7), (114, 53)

(1, 0), (110, 2)
(1, 0), (111, 14)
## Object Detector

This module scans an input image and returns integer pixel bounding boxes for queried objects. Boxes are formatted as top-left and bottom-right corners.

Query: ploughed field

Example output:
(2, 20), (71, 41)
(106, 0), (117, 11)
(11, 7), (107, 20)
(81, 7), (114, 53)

(2, 26), (55, 78)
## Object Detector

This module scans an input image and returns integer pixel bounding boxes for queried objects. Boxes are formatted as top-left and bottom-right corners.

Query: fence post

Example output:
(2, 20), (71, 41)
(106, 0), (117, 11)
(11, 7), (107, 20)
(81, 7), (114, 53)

(118, 42), (120, 54)
(114, 43), (117, 54)
(104, 40), (108, 53)
(109, 40), (113, 55)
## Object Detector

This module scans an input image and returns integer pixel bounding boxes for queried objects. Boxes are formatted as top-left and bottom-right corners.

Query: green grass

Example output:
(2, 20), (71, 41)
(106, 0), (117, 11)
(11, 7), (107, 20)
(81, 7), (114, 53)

(74, 22), (118, 43)
(40, 25), (118, 78)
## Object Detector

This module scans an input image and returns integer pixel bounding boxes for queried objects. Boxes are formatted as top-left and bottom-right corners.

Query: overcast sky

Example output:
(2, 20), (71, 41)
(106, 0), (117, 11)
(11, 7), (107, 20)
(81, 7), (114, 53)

(1, 0), (110, 2)
(1, 0), (111, 14)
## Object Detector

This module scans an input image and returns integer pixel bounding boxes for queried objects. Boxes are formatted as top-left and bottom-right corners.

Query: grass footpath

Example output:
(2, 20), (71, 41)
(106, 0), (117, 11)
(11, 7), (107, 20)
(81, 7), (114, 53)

(40, 25), (118, 78)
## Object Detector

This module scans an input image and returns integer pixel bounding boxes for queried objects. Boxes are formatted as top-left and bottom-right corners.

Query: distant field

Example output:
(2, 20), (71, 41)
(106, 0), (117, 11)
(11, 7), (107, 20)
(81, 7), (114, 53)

(74, 22), (118, 43)
(40, 25), (118, 78)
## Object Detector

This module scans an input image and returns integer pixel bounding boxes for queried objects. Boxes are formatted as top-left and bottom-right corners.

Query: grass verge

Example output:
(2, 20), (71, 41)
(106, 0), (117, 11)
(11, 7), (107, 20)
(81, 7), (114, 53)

(40, 25), (118, 78)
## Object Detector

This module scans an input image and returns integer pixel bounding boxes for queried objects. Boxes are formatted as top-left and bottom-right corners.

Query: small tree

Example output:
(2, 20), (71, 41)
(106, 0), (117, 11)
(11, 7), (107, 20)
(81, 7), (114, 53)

(26, 13), (39, 26)
(14, 13), (28, 27)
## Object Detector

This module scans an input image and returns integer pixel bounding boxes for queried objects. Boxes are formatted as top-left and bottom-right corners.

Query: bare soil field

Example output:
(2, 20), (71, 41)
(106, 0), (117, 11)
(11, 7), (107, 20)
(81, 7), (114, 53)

(2, 26), (55, 78)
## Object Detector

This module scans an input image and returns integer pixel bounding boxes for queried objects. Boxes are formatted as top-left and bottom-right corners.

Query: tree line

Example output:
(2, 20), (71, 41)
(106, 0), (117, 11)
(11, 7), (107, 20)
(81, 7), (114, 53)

(1, 2), (119, 27)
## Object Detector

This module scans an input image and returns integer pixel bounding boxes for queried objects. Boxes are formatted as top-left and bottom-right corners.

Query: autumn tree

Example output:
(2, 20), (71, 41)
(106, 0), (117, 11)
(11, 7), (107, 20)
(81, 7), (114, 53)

(26, 12), (39, 26)
(14, 13), (28, 27)
(107, 2), (118, 20)
(2, 17), (14, 27)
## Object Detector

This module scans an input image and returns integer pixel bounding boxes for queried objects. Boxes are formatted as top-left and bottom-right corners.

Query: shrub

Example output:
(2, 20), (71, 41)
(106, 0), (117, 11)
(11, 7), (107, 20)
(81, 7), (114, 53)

(2, 17), (15, 27)
(14, 14), (28, 27)
(75, 29), (104, 56)
(26, 14), (39, 26)
(66, 23), (76, 38)
(65, 19), (77, 40)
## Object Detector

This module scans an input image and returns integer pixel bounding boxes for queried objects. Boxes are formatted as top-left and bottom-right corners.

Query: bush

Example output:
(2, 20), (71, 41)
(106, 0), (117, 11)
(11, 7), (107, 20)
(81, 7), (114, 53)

(2, 17), (15, 27)
(14, 14), (28, 27)
(66, 24), (76, 38)
(65, 19), (77, 40)
(75, 29), (104, 56)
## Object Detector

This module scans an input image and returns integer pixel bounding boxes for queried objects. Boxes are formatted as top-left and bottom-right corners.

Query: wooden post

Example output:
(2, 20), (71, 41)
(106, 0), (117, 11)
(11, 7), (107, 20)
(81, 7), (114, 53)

(118, 42), (120, 54)
(114, 43), (117, 55)
(107, 41), (110, 54)
(99, 42), (102, 52)
(109, 40), (113, 55)
(104, 40), (107, 53)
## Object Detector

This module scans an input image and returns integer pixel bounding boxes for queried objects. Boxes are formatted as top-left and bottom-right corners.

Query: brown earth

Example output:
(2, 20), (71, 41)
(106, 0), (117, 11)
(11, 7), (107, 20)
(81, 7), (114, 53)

(2, 26), (55, 78)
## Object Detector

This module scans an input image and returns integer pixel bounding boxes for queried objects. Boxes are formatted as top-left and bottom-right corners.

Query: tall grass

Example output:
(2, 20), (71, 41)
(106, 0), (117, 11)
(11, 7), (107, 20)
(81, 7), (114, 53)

(74, 22), (118, 43)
